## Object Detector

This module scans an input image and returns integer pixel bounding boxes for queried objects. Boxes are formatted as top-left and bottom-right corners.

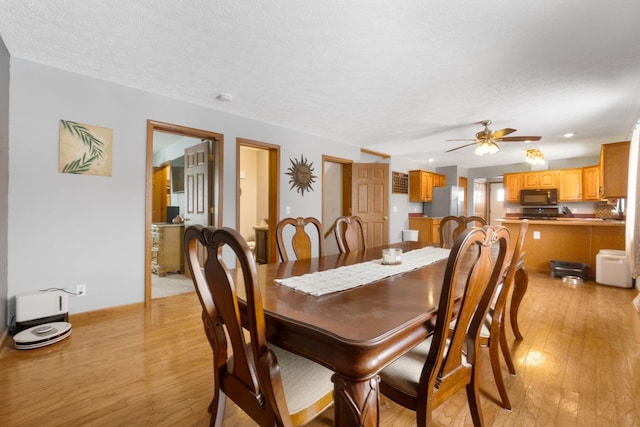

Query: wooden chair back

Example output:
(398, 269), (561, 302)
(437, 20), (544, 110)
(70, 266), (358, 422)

(467, 215), (488, 227)
(275, 217), (324, 262)
(480, 219), (528, 410)
(184, 225), (333, 427)
(439, 216), (466, 248)
(333, 216), (366, 253)
(439, 215), (487, 248)
(380, 225), (511, 426)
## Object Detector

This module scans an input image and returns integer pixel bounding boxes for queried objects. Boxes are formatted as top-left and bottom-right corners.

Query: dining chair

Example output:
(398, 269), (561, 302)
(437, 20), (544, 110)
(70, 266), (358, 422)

(510, 250), (529, 341)
(333, 215), (366, 253)
(184, 225), (334, 427)
(439, 215), (487, 248)
(476, 219), (528, 410)
(467, 215), (488, 227)
(275, 216), (324, 262)
(438, 215), (467, 248)
(379, 225), (511, 427)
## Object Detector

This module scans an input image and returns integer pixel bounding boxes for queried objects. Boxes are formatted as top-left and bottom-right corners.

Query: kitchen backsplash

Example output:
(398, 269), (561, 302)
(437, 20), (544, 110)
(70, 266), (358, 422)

(594, 203), (621, 218)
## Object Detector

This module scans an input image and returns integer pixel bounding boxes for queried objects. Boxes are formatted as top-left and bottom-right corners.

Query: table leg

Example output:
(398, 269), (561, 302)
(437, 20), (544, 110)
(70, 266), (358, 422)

(332, 374), (380, 427)
(510, 266), (528, 341)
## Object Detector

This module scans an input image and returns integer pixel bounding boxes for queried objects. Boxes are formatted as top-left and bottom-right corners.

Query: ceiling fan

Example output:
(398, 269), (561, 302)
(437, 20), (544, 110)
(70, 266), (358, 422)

(446, 120), (542, 154)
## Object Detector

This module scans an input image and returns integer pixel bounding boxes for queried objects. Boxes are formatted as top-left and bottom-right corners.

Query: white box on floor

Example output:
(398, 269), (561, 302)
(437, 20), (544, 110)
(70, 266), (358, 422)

(402, 229), (419, 242)
(596, 249), (632, 288)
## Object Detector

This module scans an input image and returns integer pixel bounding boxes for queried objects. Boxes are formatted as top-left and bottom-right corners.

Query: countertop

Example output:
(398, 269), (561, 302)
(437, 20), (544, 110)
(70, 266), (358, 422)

(497, 218), (625, 226)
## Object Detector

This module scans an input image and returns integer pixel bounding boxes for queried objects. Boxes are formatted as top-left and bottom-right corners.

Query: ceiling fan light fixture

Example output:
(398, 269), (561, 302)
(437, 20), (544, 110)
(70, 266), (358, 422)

(475, 141), (500, 155)
(474, 142), (489, 155)
(525, 148), (545, 165)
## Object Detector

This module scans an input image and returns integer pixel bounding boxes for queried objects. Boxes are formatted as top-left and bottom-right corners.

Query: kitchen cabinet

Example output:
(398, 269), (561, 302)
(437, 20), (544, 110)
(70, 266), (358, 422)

(408, 217), (441, 245)
(521, 170), (558, 189)
(151, 224), (184, 276)
(558, 168), (583, 201)
(500, 219), (624, 280)
(582, 165), (601, 201)
(433, 173), (447, 188)
(600, 141), (630, 199)
(409, 170), (446, 202)
(504, 173), (521, 202)
(409, 170), (432, 202)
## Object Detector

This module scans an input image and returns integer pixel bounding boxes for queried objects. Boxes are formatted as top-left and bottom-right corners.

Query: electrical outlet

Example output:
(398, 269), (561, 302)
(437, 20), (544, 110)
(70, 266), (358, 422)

(76, 284), (86, 297)
(533, 231), (541, 240)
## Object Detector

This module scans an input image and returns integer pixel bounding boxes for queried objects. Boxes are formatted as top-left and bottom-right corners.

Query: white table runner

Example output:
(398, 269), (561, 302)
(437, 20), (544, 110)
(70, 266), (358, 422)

(274, 246), (451, 296)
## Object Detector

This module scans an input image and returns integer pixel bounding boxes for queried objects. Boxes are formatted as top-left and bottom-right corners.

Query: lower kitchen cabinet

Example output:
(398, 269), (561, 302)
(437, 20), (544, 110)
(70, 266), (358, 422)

(408, 217), (441, 246)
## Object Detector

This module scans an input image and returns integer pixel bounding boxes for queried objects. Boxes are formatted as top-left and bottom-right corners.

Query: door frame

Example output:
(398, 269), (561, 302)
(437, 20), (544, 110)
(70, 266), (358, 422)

(236, 138), (280, 264)
(145, 120), (224, 307)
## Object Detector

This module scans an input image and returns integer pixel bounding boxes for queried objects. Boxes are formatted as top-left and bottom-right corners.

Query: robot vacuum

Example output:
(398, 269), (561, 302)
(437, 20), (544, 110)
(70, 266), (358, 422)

(13, 322), (72, 350)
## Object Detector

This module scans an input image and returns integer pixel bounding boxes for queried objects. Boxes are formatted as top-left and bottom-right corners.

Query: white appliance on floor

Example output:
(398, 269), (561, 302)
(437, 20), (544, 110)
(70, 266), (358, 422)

(12, 290), (72, 349)
(596, 249), (632, 288)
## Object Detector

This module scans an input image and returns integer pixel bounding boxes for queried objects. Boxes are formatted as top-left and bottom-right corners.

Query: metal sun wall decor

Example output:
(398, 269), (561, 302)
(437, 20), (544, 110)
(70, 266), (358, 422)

(286, 154), (317, 196)
(58, 120), (113, 176)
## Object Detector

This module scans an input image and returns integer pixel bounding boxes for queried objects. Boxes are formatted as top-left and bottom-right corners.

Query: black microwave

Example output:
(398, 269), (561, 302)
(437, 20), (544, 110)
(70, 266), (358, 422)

(520, 189), (558, 206)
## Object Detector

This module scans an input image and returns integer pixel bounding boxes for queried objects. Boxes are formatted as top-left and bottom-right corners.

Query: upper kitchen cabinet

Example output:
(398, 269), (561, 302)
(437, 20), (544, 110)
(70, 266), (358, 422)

(521, 170), (558, 189)
(409, 170), (446, 202)
(600, 141), (630, 199)
(504, 173), (521, 202)
(433, 173), (447, 188)
(582, 165), (601, 201)
(558, 168), (583, 201)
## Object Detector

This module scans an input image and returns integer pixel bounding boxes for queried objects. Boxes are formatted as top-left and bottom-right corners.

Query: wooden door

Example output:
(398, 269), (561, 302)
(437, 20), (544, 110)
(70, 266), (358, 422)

(152, 165), (169, 223)
(185, 141), (210, 271)
(352, 163), (389, 248)
(185, 141), (210, 226)
(473, 180), (487, 219)
(458, 176), (468, 215)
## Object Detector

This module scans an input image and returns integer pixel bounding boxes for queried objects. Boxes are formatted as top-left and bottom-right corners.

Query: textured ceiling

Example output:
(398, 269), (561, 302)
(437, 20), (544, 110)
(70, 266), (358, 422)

(1, 1), (640, 169)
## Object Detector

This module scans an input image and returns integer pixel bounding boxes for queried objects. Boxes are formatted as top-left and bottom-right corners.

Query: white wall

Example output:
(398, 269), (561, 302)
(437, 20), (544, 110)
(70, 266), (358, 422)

(388, 157), (434, 242)
(5, 58), (361, 319)
(0, 37), (9, 332)
(4, 57), (610, 324)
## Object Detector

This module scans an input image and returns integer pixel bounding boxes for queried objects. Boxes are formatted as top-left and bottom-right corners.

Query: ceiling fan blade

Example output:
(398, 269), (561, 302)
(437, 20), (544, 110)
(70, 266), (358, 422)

(445, 138), (477, 142)
(490, 128), (517, 139)
(446, 142), (479, 152)
(496, 136), (542, 142)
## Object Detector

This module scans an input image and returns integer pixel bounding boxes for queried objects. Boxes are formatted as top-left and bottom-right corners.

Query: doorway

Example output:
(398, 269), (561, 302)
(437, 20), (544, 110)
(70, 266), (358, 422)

(489, 181), (506, 225)
(473, 179), (488, 220)
(145, 120), (223, 307)
(322, 156), (352, 255)
(236, 139), (279, 264)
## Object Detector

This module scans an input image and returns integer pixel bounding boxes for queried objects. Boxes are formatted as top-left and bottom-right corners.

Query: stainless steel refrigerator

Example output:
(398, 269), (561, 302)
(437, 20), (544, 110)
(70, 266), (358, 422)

(422, 186), (465, 217)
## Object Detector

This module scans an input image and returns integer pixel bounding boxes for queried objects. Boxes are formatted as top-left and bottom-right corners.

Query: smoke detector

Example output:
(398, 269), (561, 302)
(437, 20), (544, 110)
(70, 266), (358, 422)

(216, 93), (233, 102)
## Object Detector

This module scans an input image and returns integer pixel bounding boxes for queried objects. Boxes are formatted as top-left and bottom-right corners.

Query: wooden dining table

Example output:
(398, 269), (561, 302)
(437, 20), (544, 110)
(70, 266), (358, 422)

(247, 241), (450, 427)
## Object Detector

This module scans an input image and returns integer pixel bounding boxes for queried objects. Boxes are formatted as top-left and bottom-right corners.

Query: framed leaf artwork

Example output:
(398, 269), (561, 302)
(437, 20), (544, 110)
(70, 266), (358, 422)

(58, 120), (113, 176)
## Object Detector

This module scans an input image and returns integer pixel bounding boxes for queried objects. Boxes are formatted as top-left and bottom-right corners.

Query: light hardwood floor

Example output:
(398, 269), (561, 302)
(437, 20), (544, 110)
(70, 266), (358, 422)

(1, 273), (639, 426)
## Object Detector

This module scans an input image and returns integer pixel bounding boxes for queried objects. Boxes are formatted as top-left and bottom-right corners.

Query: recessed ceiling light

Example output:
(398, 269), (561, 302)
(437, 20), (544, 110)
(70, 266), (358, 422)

(564, 133), (574, 138)
(216, 93), (233, 102)
(428, 158), (434, 162)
